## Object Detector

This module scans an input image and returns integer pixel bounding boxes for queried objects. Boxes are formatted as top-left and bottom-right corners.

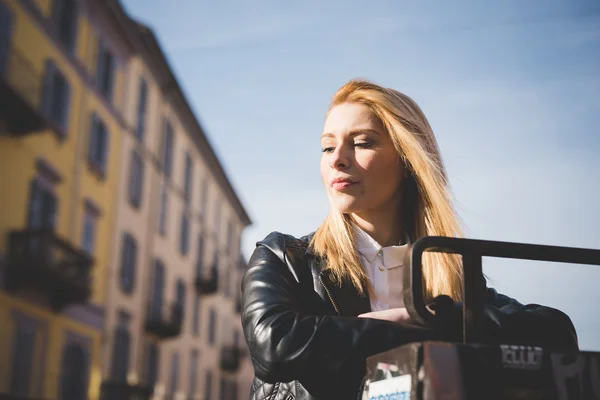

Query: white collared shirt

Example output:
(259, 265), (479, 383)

(355, 226), (410, 311)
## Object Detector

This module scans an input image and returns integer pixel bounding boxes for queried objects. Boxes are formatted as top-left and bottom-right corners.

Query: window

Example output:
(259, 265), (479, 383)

(10, 319), (36, 395)
(189, 350), (199, 396)
(213, 198), (221, 238)
(225, 265), (233, 298)
(167, 352), (179, 396)
(88, 113), (110, 176)
(150, 260), (165, 318)
(145, 342), (160, 389)
(0, 2), (14, 76)
(208, 308), (216, 345)
(176, 279), (186, 322)
(231, 381), (238, 400)
(96, 38), (115, 102)
(81, 201), (99, 256)
(52, 0), (78, 54)
(184, 152), (193, 203)
(136, 78), (148, 142)
(111, 326), (130, 382)
(195, 234), (205, 278)
(180, 212), (189, 255)
(192, 294), (200, 336)
(119, 233), (137, 294)
(161, 119), (174, 178)
(211, 252), (220, 292)
(205, 370), (213, 400)
(226, 220), (234, 254)
(158, 184), (168, 235)
(220, 377), (226, 400)
(219, 378), (237, 400)
(128, 150), (144, 209)
(42, 60), (71, 135)
(200, 177), (209, 217)
(28, 178), (58, 230)
(59, 343), (89, 400)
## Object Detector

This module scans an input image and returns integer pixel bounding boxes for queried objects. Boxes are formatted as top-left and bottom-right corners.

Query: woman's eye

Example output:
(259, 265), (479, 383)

(355, 142), (372, 148)
(321, 147), (335, 153)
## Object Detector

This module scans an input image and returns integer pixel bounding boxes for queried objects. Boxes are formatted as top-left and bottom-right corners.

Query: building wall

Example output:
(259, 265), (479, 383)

(103, 18), (253, 400)
(0, 0), (130, 398)
(0, 0), (253, 399)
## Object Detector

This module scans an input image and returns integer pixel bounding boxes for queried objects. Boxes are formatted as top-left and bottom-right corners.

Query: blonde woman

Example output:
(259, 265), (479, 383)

(241, 79), (577, 400)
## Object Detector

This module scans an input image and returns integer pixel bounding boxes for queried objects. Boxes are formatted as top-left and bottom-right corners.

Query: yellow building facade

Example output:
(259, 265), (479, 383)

(0, 1), (253, 399)
(0, 0), (136, 398)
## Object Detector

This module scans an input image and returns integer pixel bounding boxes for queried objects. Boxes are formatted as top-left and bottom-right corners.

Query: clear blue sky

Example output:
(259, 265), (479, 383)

(122, 0), (600, 350)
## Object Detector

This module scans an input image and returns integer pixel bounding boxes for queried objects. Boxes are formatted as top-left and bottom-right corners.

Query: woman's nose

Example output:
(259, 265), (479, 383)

(329, 146), (351, 170)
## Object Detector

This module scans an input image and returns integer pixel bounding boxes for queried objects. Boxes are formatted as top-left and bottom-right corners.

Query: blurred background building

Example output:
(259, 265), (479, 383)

(0, 0), (253, 399)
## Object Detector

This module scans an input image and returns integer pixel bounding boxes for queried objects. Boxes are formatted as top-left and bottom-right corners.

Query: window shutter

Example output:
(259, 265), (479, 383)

(96, 39), (105, 86)
(60, 343), (90, 400)
(64, 1), (78, 54)
(145, 342), (159, 387)
(120, 234), (136, 293)
(88, 114), (97, 164)
(27, 179), (43, 229)
(99, 122), (109, 174)
(107, 55), (115, 102)
(111, 327), (130, 381)
(10, 322), (36, 395)
(59, 75), (71, 133)
(41, 60), (56, 119)
(42, 188), (58, 229)
(205, 370), (213, 400)
(0, 2), (14, 76)
(168, 352), (179, 395)
(136, 78), (147, 141)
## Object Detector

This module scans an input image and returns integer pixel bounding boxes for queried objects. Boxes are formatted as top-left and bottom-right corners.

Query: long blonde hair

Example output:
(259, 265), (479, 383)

(311, 79), (464, 302)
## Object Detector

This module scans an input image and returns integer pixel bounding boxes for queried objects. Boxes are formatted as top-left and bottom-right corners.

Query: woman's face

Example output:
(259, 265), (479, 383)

(320, 103), (405, 215)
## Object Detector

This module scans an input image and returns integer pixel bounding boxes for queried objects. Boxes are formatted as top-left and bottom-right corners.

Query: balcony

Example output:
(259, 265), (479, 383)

(220, 346), (241, 373)
(144, 302), (182, 339)
(100, 380), (153, 400)
(0, 46), (47, 135)
(195, 264), (218, 295)
(6, 230), (93, 310)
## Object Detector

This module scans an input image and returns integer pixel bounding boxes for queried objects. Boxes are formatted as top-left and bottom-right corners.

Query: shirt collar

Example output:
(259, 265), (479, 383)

(354, 225), (411, 265)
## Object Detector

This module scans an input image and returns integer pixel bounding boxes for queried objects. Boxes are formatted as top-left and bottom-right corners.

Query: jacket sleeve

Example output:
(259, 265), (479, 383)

(482, 287), (579, 351)
(241, 242), (436, 384)
(431, 287), (579, 352)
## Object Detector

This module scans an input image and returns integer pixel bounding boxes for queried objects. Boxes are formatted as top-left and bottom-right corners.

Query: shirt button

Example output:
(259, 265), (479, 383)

(378, 265), (385, 272)
(377, 250), (383, 257)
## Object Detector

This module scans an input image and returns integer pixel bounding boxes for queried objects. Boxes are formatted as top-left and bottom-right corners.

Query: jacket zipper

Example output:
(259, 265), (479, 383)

(319, 275), (341, 315)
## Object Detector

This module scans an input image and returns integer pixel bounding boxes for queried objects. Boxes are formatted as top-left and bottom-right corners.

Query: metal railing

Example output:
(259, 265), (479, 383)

(403, 236), (600, 343)
(8, 229), (93, 288)
(145, 301), (183, 338)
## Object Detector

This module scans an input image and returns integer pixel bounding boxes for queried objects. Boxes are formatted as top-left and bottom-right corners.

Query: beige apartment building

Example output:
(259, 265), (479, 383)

(99, 6), (254, 400)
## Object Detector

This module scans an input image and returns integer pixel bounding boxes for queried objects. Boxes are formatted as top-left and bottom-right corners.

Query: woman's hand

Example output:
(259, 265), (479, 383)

(358, 308), (411, 323)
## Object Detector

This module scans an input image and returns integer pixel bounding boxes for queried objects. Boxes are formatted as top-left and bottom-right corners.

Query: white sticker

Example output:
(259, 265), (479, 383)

(367, 374), (411, 400)
(500, 345), (543, 370)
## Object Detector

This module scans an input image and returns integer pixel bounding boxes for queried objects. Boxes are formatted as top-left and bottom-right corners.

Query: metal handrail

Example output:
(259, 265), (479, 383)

(403, 236), (600, 343)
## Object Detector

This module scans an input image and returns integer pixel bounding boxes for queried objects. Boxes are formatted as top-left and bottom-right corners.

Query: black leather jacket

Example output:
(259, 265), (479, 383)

(241, 232), (578, 400)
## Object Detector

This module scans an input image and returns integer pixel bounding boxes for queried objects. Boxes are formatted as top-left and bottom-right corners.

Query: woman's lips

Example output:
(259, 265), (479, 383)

(332, 181), (357, 190)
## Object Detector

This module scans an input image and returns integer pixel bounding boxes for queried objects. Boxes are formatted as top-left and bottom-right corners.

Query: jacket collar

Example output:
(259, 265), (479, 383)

(304, 232), (371, 316)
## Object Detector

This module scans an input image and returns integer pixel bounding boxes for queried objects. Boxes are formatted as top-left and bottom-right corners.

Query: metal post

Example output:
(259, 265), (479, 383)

(462, 253), (484, 344)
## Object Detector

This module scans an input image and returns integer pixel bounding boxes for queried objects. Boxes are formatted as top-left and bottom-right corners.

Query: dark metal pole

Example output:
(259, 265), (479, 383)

(462, 253), (484, 344)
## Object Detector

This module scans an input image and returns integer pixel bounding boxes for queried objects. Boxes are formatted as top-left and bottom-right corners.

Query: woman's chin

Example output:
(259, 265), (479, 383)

(330, 197), (363, 214)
